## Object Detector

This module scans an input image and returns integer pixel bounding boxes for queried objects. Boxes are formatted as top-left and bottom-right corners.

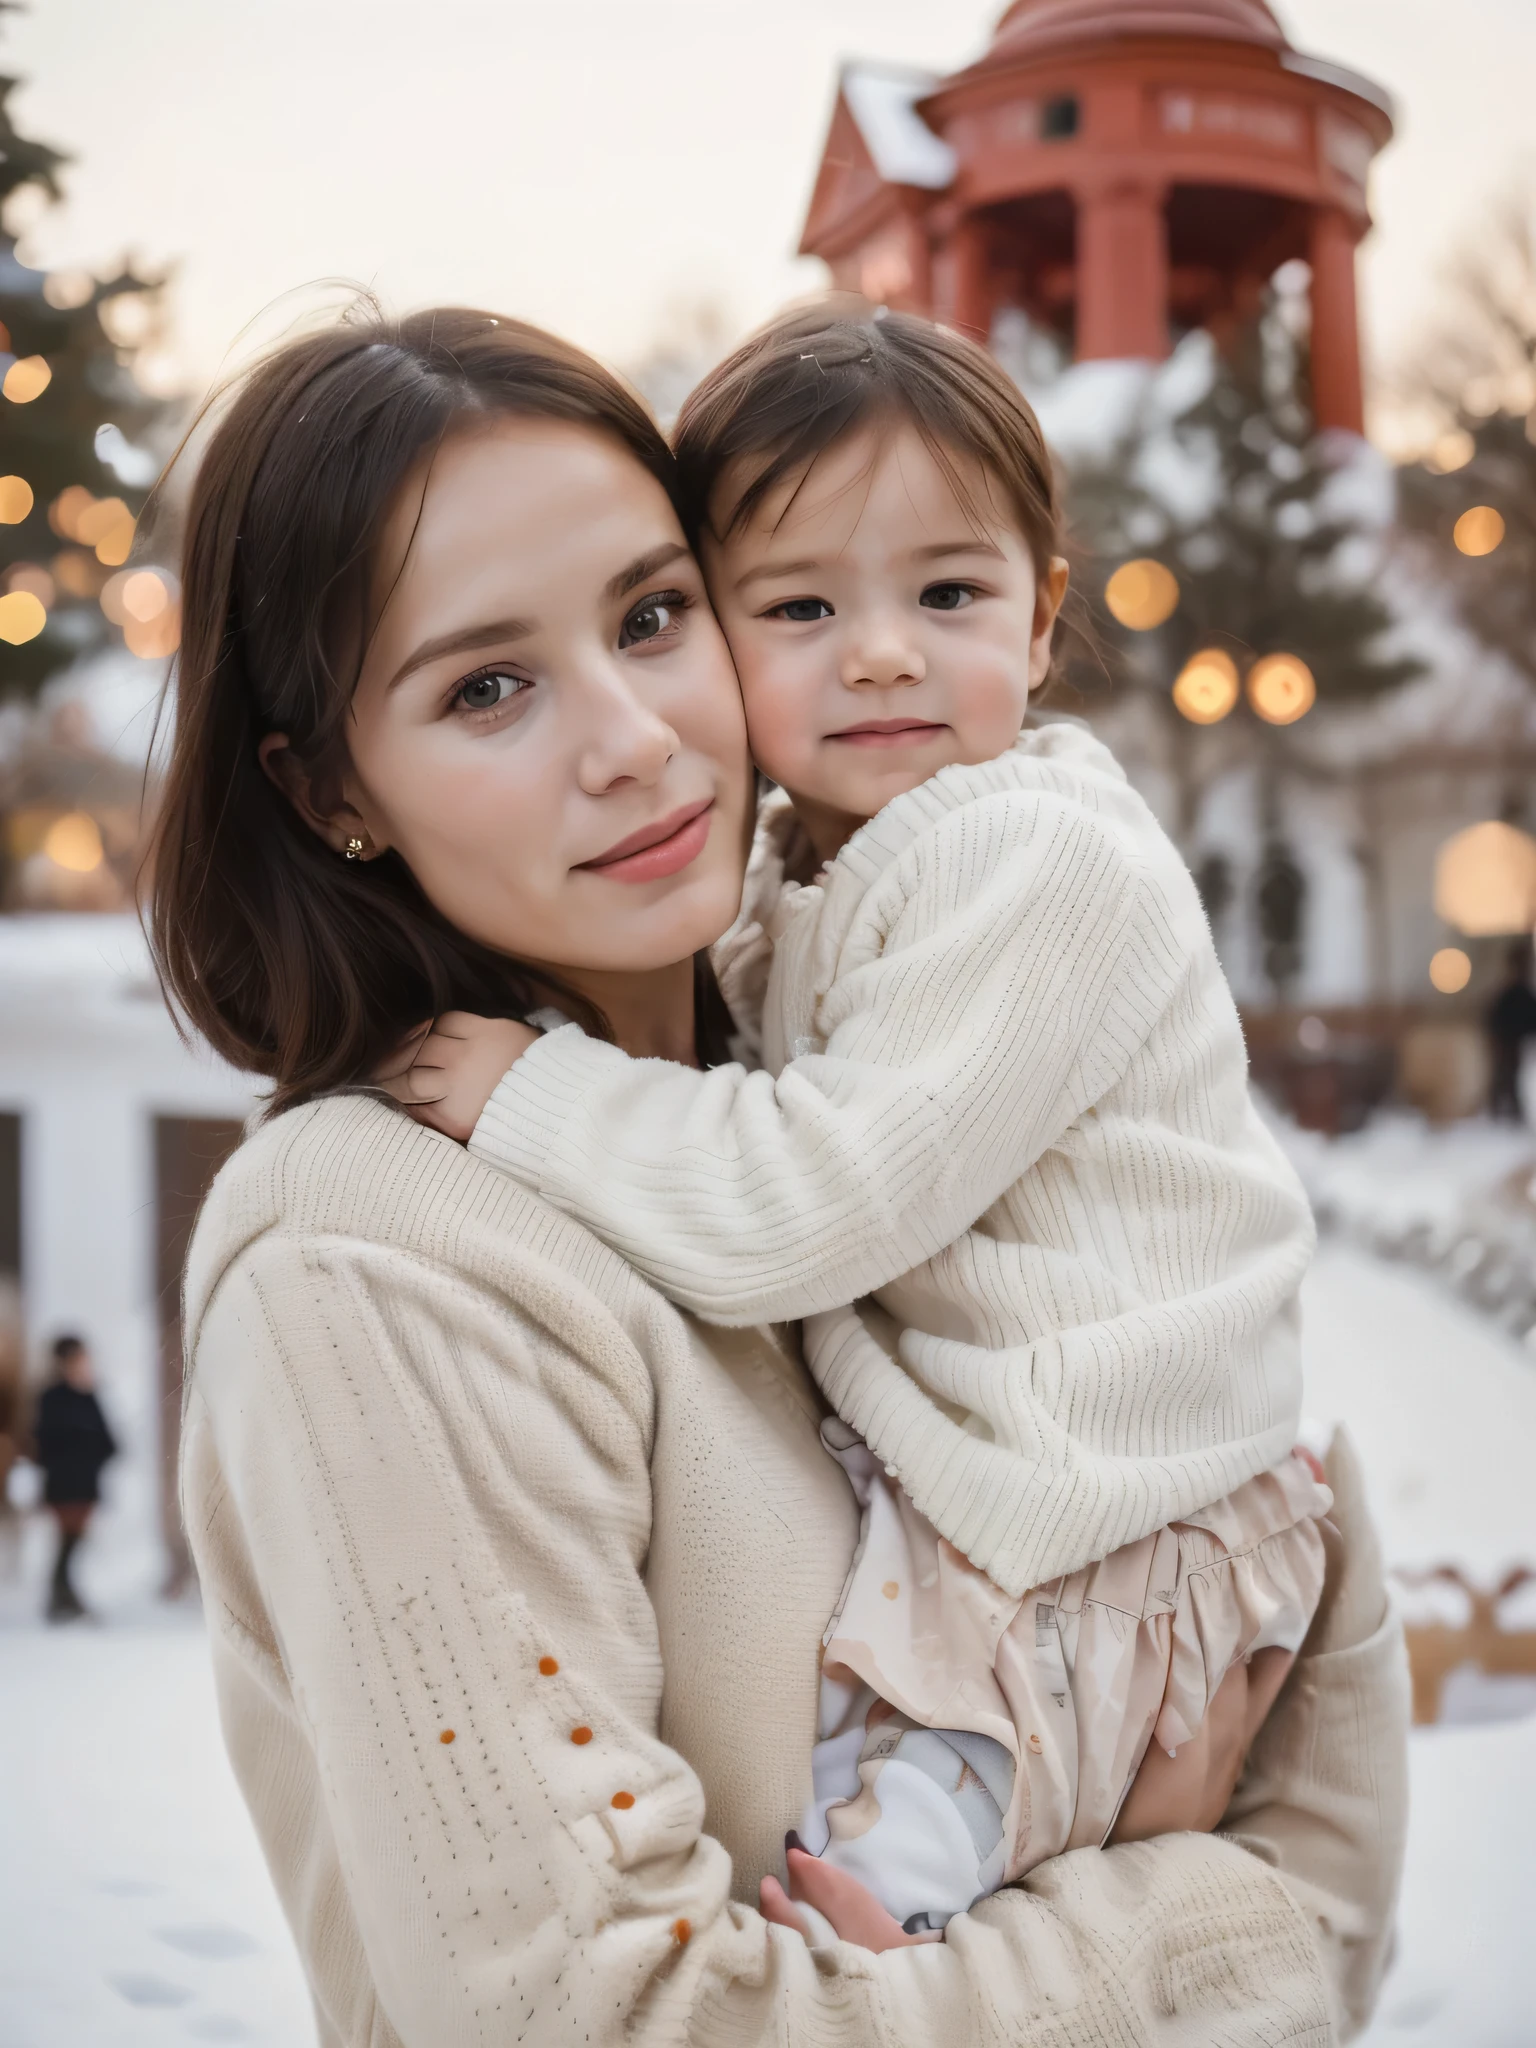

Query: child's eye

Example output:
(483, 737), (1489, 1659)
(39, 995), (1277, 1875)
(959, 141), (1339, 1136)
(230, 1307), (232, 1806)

(766, 597), (834, 622)
(455, 669), (527, 715)
(619, 589), (691, 648)
(920, 583), (976, 611)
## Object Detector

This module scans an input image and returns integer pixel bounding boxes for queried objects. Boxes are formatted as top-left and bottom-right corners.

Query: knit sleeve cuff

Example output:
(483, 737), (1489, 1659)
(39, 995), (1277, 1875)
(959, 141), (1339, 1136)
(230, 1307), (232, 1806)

(468, 1024), (632, 1193)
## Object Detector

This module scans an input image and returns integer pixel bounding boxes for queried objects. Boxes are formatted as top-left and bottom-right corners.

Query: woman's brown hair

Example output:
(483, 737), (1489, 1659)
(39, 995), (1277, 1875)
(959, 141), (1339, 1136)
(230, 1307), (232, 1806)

(673, 299), (1062, 575)
(149, 304), (726, 1116)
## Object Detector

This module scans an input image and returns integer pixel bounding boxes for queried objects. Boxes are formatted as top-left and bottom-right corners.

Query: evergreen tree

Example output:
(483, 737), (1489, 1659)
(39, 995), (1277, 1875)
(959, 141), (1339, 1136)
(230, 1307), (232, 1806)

(0, 29), (173, 701)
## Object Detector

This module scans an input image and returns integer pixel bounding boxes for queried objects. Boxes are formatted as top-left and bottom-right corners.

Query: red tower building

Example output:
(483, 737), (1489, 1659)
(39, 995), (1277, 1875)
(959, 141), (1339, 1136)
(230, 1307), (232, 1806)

(798, 0), (1393, 433)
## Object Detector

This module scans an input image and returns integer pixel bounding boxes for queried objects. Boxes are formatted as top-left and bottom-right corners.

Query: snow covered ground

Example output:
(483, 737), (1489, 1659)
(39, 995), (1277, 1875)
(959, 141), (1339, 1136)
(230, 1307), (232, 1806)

(1, 1240), (1532, 2044)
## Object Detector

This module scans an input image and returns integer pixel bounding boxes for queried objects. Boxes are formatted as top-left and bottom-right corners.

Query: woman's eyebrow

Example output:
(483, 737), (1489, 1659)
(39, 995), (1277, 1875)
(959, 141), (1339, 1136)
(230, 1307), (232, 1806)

(387, 616), (533, 692)
(604, 541), (691, 602)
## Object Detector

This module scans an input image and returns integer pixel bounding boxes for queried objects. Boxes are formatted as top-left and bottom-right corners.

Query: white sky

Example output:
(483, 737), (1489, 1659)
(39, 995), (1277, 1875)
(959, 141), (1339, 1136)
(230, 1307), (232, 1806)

(8, 0), (1535, 429)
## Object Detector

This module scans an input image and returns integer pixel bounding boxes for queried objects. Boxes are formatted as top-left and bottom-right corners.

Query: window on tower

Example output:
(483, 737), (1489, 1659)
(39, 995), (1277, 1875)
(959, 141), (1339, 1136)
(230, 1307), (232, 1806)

(1040, 95), (1079, 141)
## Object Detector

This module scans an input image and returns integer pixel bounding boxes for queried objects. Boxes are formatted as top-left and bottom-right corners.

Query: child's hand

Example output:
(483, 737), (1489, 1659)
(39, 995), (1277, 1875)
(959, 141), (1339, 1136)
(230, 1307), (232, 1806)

(378, 1010), (539, 1143)
(760, 1845), (938, 1952)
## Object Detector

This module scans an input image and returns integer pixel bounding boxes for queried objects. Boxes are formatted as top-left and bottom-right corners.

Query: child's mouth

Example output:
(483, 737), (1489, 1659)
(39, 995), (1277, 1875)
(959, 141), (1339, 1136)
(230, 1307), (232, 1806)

(827, 719), (947, 749)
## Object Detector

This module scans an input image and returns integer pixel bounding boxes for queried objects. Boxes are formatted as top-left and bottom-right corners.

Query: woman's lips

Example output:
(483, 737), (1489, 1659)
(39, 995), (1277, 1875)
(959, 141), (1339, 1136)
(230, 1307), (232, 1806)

(827, 719), (948, 749)
(578, 798), (715, 884)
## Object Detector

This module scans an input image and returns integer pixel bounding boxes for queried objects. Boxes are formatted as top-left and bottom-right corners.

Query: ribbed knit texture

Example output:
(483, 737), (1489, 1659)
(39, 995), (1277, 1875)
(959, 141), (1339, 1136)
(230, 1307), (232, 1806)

(181, 1097), (1402, 2047)
(471, 724), (1317, 1597)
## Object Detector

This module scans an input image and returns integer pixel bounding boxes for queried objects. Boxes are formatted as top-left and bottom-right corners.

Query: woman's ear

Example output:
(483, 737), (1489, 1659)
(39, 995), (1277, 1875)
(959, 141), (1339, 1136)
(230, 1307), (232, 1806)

(1028, 556), (1071, 693)
(258, 733), (386, 859)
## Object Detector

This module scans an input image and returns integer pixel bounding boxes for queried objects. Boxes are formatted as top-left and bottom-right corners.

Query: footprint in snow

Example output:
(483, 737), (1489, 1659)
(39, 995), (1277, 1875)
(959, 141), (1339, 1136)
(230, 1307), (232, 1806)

(109, 1971), (193, 2008)
(158, 1924), (260, 1960)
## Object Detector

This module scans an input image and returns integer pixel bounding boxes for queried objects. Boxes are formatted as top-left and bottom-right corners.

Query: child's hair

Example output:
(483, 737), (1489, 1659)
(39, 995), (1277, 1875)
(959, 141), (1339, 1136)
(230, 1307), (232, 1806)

(674, 299), (1062, 578)
(147, 303), (722, 1118)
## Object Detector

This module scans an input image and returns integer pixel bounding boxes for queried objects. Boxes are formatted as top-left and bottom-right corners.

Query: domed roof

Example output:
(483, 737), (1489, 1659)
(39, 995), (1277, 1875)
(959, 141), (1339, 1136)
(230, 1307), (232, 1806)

(993, 0), (1289, 58)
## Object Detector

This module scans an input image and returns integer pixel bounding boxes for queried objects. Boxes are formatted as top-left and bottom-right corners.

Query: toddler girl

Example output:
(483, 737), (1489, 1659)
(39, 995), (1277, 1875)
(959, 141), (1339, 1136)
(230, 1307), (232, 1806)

(391, 305), (1327, 1947)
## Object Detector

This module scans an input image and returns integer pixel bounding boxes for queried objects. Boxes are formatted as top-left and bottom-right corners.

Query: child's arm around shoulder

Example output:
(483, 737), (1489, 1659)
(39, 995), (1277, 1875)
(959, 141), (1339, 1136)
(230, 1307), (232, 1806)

(404, 766), (1199, 1327)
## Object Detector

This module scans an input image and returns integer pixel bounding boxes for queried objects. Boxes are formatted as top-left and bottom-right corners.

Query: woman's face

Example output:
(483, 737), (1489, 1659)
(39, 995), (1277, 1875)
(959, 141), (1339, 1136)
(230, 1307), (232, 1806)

(333, 417), (751, 981)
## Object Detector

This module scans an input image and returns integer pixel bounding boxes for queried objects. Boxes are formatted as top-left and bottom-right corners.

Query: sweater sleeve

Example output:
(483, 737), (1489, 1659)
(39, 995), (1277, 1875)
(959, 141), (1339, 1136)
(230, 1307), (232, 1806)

(184, 1230), (1333, 2048)
(471, 788), (1190, 1324)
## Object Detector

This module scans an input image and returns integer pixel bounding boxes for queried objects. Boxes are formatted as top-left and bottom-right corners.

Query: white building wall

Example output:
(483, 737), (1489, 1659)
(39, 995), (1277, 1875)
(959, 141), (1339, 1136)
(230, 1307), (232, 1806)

(0, 915), (259, 1593)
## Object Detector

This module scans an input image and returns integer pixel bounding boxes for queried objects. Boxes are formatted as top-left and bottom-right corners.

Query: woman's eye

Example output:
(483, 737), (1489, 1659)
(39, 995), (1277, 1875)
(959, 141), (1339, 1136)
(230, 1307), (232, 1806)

(921, 583), (975, 611)
(769, 598), (833, 622)
(455, 670), (525, 714)
(619, 592), (688, 648)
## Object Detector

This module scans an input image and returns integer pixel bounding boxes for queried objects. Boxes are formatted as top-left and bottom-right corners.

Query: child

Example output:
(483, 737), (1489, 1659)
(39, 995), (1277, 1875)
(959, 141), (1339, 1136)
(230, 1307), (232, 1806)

(390, 304), (1327, 1947)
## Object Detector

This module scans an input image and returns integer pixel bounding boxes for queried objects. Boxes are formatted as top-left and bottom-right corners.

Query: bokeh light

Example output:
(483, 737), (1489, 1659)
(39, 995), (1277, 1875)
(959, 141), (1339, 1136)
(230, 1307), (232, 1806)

(41, 270), (94, 311)
(1172, 648), (1238, 724)
(120, 569), (170, 621)
(1428, 430), (1474, 473)
(0, 589), (47, 643)
(49, 485), (96, 540)
(73, 494), (136, 565)
(123, 604), (180, 659)
(1434, 820), (1536, 935)
(1453, 505), (1505, 556)
(42, 812), (104, 874)
(3, 355), (52, 404)
(1428, 947), (1472, 994)
(1247, 652), (1316, 725)
(52, 549), (104, 599)
(0, 474), (34, 523)
(6, 563), (55, 607)
(1104, 558), (1179, 630)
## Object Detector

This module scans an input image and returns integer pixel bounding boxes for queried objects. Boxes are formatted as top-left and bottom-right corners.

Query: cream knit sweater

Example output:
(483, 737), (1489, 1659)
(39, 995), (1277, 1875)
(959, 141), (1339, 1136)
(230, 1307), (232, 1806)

(471, 724), (1316, 1596)
(183, 1096), (1406, 2048)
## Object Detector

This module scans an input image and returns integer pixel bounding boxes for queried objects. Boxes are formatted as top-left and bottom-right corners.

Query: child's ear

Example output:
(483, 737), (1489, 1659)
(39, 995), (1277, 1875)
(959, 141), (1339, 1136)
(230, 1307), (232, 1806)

(1028, 557), (1071, 690)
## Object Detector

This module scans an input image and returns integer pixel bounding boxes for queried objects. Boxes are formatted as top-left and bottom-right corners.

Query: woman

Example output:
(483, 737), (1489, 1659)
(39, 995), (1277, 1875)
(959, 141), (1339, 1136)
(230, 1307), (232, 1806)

(152, 307), (1407, 2046)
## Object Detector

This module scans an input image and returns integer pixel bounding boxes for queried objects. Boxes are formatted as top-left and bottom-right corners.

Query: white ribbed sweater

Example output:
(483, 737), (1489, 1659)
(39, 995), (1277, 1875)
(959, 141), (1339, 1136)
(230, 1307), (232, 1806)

(473, 724), (1316, 1597)
(182, 1096), (1406, 2046)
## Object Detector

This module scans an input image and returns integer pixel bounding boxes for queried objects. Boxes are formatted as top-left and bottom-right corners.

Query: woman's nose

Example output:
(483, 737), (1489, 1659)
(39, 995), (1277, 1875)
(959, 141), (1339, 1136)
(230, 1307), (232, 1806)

(573, 661), (679, 793)
(840, 618), (926, 691)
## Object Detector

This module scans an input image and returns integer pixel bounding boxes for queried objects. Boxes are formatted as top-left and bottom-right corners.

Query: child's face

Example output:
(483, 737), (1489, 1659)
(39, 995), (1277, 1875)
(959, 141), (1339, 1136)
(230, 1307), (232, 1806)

(702, 422), (1068, 857)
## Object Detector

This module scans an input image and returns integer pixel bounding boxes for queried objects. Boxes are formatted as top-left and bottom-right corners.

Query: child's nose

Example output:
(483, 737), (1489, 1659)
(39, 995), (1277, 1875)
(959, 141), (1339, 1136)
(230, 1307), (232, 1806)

(842, 629), (926, 690)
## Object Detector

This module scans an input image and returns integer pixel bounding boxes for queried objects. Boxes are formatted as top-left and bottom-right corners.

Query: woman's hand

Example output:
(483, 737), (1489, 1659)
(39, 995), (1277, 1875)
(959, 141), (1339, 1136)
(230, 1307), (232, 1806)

(760, 1845), (938, 1953)
(377, 1010), (539, 1142)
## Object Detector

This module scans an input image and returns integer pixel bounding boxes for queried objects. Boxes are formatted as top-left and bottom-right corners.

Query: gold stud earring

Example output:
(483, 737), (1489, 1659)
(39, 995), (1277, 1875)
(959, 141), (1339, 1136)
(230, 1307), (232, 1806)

(344, 834), (367, 861)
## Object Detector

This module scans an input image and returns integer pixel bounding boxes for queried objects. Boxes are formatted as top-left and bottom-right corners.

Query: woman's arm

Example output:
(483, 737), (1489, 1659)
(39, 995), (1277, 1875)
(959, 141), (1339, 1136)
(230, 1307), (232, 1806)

(468, 789), (1196, 1324)
(1222, 1426), (1410, 2041)
(186, 1229), (1334, 2047)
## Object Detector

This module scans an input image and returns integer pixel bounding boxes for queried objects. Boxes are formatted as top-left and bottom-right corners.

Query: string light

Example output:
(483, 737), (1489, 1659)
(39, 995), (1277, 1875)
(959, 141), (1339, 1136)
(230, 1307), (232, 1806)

(3, 355), (52, 404)
(42, 812), (104, 874)
(1433, 820), (1536, 935)
(1428, 948), (1472, 994)
(0, 475), (33, 523)
(1246, 653), (1316, 725)
(1172, 648), (1238, 724)
(0, 590), (46, 644)
(1104, 559), (1179, 630)
(1453, 506), (1505, 556)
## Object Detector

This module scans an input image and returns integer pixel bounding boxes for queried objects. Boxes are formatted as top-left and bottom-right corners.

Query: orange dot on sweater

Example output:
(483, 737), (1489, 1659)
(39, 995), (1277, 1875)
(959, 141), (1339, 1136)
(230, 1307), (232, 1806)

(439, 1730), (455, 1745)
(673, 1918), (691, 1946)
(538, 1656), (559, 1676)
(611, 1790), (635, 1810)
(571, 1725), (593, 1746)
(882, 1581), (899, 1600)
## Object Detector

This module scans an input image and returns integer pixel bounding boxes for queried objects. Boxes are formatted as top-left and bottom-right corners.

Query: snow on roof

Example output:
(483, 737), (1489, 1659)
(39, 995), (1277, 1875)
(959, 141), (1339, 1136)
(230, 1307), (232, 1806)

(841, 64), (956, 191)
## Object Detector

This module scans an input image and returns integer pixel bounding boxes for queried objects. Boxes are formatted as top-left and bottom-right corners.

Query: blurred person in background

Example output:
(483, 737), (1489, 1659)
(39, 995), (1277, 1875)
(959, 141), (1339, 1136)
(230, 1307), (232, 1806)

(0, 1300), (22, 1578)
(33, 1333), (116, 1622)
(1484, 937), (1536, 1122)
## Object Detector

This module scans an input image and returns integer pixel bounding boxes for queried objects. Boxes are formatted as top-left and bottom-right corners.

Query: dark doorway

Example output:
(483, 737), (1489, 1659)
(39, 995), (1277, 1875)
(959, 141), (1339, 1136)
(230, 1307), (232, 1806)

(155, 1116), (244, 1594)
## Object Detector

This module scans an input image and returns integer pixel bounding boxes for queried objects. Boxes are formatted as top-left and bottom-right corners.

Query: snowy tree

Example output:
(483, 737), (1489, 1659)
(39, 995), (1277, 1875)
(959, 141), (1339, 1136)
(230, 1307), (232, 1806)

(1394, 187), (1536, 697)
(0, 38), (174, 701)
(1057, 295), (1418, 998)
